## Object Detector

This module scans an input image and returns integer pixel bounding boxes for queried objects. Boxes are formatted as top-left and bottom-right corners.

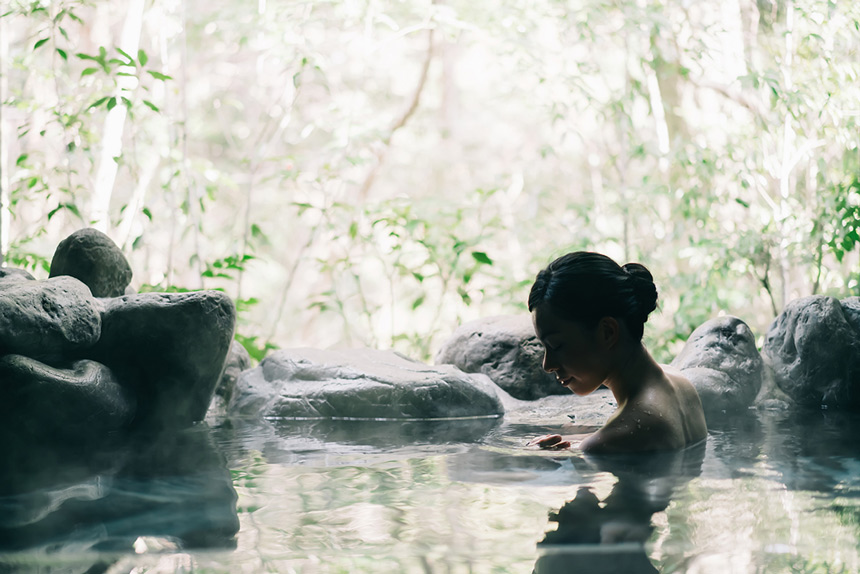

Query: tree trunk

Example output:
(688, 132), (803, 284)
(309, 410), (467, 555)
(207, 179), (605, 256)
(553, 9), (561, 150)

(90, 0), (145, 234)
(0, 12), (10, 265)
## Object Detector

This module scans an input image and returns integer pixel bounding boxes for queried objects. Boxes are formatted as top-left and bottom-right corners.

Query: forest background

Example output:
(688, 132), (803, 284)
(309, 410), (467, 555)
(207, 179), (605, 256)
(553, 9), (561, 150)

(1, 0), (859, 364)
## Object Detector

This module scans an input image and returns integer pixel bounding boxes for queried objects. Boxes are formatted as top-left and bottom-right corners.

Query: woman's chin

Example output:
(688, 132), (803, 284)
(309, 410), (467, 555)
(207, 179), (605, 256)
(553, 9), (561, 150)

(567, 382), (598, 396)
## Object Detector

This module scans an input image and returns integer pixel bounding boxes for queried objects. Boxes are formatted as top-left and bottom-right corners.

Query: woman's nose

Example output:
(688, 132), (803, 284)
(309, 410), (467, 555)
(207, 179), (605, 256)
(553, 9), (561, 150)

(542, 351), (557, 373)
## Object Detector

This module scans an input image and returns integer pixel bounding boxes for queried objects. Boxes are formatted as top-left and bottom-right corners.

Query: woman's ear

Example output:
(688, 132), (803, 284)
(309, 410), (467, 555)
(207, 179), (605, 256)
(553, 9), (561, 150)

(597, 316), (621, 349)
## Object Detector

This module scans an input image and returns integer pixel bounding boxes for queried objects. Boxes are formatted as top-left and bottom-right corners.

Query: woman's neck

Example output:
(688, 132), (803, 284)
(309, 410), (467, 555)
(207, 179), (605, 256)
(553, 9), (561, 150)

(603, 341), (661, 407)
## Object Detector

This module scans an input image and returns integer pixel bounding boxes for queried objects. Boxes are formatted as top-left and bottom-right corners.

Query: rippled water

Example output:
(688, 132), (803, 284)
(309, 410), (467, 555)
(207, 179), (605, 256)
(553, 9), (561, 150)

(1, 389), (858, 574)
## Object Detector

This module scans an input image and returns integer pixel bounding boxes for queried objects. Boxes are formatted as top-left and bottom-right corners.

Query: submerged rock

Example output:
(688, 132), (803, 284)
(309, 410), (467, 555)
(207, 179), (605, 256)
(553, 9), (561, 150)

(231, 347), (505, 419)
(0, 355), (133, 445)
(762, 296), (860, 410)
(49, 228), (132, 297)
(671, 316), (763, 416)
(0, 276), (101, 361)
(90, 291), (236, 428)
(435, 315), (563, 400)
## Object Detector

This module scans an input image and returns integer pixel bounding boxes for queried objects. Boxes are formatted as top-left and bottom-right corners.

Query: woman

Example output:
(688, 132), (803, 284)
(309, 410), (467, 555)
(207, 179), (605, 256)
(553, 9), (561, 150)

(527, 251), (707, 453)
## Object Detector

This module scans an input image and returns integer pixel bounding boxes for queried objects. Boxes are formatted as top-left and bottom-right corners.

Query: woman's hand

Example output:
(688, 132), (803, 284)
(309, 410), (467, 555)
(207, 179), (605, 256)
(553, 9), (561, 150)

(527, 434), (572, 450)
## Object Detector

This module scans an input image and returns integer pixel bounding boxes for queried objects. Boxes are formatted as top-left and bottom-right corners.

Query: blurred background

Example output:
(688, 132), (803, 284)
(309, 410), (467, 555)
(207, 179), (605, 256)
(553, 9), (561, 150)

(2, 0), (858, 363)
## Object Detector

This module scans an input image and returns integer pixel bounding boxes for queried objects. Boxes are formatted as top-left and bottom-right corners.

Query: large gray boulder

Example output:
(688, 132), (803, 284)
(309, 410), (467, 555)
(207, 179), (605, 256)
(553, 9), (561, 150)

(434, 315), (563, 400)
(0, 276), (101, 361)
(762, 296), (860, 409)
(89, 291), (236, 428)
(671, 316), (763, 416)
(0, 268), (35, 282)
(231, 347), (505, 419)
(216, 340), (252, 404)
(0, 355), (134, 445)
(49, 228), (132, 297)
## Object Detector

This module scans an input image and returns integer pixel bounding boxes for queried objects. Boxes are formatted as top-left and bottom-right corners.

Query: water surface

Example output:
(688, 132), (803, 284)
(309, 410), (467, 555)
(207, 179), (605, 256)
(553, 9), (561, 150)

(1, 390), (858, 573)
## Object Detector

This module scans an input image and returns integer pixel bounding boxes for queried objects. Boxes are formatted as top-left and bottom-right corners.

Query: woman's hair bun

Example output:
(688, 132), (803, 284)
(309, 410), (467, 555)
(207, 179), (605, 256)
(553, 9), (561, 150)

(622, 262), (658, 320)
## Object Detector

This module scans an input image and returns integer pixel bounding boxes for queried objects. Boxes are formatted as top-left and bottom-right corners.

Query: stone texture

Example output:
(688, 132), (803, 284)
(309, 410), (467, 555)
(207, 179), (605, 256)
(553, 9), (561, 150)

(231, 347), (505, 419)
(217, 340), (251, 403)
(0, 355), (134, 445)
(89, 291), (236, 428)
(0, 268), (35, 282)
(0, 276), (101, 361)
(672, 316), (763, 416)
(434, 315), (564, 400)
(762, 295), (860, 409)
(49, 228), (132, 297)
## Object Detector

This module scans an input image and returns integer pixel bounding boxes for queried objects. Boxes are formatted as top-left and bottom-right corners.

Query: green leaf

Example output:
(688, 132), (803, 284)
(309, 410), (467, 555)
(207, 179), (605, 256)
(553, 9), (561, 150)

(47, 203), (81, 221)
(88, 96), (109, 109)
(142, 207), (153, 220)
(15, 153), (28, 167)
(147, 70), (173, 81)
(411, 295), (425, 310)
(34, 38), (49, 50)
(471, 251), (493, 265)
(115, 47), (135, 65)
(137, 49), (148, 67)
(142, 100), (160, 112)
(81, 67), (98, 77)
(349, 221), (358, 239)
(106, 96), (117, 111)
(56, 48), (67, 60)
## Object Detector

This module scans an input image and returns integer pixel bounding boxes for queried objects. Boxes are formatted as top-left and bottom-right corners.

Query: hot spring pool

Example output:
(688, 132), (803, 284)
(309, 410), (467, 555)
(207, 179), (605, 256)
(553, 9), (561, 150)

(1, 388), (858, 573)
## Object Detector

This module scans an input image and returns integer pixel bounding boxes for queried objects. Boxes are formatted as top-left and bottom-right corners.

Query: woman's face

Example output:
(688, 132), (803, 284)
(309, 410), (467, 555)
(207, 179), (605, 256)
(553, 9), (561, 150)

(531, 304), (612, 395)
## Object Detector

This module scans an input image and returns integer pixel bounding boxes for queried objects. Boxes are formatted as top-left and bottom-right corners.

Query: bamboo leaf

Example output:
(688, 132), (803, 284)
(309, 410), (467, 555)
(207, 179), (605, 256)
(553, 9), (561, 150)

(115, 47), (135, 66)
(56, 48), (67, 60)
(137, 49), (148, 67)
(106, 96), (117, 111)
(88, 96), (109, 109)
(147, 70), (173, 81)
(81, 67), (98, 77)
(142, 100), (160, 112)
(471, 251), (493, 265)
(33, 38), (49, 50)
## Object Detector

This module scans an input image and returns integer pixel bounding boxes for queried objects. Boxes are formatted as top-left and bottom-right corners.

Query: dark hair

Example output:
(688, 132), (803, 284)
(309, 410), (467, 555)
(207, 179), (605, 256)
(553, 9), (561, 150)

(528, 251), (658, 341)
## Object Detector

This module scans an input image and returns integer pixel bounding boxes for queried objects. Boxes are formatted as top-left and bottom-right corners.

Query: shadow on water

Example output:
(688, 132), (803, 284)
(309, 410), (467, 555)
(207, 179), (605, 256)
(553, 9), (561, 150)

(705, 407), (860, 494)
(0, 424), (239, 561)
(533, 441), (706, 574)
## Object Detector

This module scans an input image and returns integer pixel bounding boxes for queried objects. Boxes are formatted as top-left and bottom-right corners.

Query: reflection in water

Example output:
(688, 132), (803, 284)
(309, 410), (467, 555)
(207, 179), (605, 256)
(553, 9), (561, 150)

(535, 442), (706, 574)
(0, 424), (239, 555)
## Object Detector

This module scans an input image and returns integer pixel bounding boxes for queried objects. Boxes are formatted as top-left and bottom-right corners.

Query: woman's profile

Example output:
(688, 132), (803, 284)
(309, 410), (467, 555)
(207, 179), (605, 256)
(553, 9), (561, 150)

(527, 251), (707, 453)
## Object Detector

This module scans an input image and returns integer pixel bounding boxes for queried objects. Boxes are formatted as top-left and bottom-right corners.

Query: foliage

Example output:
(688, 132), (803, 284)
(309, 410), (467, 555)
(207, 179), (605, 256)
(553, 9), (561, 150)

(2, 0), (859, 363)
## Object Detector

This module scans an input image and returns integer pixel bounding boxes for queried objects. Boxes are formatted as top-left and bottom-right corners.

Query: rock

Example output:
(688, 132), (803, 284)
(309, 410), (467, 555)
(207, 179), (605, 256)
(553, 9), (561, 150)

(206, 340), (251, 423)
(671, 316), (763, 416)
(89, 291), (236, 428)
(0, 355), (134, 445)
(49, 228), (132, 297)
(231, 347), (505, 419)
(762, 295), (860, 409)
(216, 340), (251, 403)
(0, 276), (101, 361)
(0, 268), (35, 282)
(434, 315), (563, 400)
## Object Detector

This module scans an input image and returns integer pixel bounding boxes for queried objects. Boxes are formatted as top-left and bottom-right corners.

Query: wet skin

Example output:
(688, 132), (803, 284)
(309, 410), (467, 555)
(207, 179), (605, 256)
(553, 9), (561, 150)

(530, 304), (707, 454)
